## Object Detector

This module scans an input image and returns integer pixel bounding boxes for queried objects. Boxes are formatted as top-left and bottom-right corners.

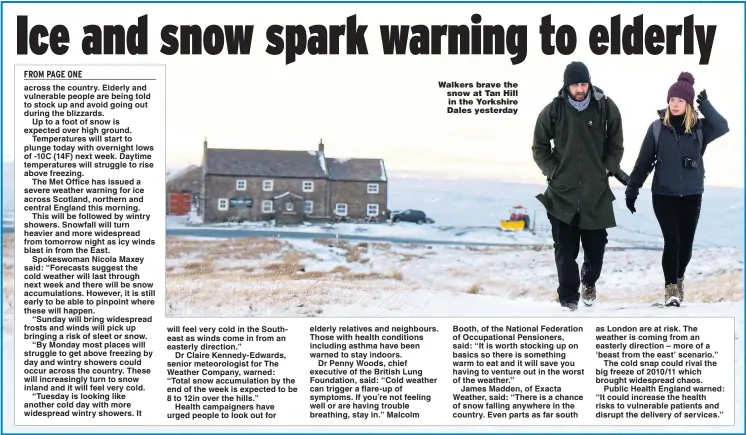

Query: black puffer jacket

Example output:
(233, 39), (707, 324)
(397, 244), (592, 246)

(626, 99), (729, 199)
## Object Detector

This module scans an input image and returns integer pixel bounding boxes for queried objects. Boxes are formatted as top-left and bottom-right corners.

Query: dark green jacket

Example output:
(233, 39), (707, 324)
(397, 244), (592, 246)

(532, 87), (624, 230)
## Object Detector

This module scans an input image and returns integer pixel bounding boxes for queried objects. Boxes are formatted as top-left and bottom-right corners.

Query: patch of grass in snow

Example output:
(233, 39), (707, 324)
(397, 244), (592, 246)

(167, 236), (286, 261)
(312, 238), (394, 264)
(2, 234), (742, 320)
(502, 281), (557, 301)
(330, 265), (351, 274)
(466, 283), (483, 294)
(163, 236), (409, 316)
(181, 260), (215, 276)
(259, 249), (322, 276)
(595, 272), (744, 304)
(165, 273), (416, 318)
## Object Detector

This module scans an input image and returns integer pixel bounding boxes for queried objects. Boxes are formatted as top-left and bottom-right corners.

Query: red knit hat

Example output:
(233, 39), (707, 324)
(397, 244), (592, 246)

(667, 72), (695, 107)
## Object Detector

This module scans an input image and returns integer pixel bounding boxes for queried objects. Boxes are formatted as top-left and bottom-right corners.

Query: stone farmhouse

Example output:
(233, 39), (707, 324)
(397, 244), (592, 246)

(166, 139), (389, 225)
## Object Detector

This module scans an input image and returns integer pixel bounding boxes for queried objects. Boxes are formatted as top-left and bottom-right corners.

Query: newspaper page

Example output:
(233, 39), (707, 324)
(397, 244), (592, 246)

(2, 0), (743, 433)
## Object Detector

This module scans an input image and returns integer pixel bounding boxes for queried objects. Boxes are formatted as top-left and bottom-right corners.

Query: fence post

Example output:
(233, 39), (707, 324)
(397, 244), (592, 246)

(532, 210), (536, 233)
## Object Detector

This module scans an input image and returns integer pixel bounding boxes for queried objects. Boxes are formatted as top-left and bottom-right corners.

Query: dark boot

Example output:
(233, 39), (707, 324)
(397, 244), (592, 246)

(582, 284), (596, 307)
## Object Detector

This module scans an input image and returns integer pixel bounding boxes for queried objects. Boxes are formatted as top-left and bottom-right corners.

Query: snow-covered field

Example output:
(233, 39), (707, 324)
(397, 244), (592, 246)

(3, 162), (743, 317)
(2, 234), (744, 432)
(5, 163), (744, 249)
(3, 163), (745, 432)
(163, 171), (744, 250)
(153, 235), (743, 317)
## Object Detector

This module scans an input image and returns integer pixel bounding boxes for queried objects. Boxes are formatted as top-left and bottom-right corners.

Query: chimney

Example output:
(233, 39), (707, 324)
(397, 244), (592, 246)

(203, 137), (208, 150)
(318, 138), (324, 154)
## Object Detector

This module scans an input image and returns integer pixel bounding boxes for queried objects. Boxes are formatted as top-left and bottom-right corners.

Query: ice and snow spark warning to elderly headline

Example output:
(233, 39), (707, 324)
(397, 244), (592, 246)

(14, 65), (166, 426)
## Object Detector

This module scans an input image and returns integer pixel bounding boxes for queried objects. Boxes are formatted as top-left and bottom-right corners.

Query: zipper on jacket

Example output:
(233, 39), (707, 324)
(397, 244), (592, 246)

(674, 130), (683, 197)
(578, 120), (582, 215)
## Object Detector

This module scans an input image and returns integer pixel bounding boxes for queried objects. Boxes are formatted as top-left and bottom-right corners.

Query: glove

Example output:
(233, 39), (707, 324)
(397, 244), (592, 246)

(696, 89), (707, 105)
(626, 197), (636, 214)
(625, 197), (636, 214)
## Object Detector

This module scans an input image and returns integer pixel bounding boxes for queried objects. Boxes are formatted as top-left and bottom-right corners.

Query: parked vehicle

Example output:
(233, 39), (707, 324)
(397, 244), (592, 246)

(390, 209), (434, 224)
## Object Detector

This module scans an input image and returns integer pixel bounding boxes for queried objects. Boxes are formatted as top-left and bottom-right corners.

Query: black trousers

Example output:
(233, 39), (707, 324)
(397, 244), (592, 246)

(651, 194), (702, 285)
(547, 212), (608, 304)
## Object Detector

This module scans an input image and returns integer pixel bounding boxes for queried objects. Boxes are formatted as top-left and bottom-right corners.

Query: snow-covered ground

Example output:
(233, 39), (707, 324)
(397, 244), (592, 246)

(161, 165), (742, 249)
(5, 163), (744, 249)
(3, 163), (744, 432)
(154, 235), (744, 317)
(2, 234), (744, 432)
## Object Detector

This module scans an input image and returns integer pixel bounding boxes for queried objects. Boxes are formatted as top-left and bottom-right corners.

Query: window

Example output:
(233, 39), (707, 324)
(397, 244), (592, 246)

(304, 201), (313, 214)
(335, 203), (347, 216)
(367, 204), (379, 216)
(262, 200), (273, 213)
(262, 180), (273, 191)
(302, 181), (314, 192)
(367, 183), (379, 194)
(285, 202), (294, 211)
(236, 179), (246, 191)
(218, 198), (228, 211)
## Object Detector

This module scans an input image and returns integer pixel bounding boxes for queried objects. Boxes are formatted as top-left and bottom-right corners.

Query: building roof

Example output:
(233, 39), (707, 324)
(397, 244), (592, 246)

(166, 164), (200, 183)
(325, 158), (387, 182)
(204, 148), (329, 178)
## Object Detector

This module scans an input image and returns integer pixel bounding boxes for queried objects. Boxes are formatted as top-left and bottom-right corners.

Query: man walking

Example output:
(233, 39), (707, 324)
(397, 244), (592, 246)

(531, 61), (624, 310)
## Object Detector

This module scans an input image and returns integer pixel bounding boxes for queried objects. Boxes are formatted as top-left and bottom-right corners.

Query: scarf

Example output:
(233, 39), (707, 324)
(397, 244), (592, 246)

(669, 113), (687, 135)
(568, 91), (591, 112)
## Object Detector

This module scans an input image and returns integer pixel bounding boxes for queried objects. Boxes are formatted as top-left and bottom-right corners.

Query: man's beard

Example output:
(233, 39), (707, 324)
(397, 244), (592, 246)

(571, 91), (587, 101)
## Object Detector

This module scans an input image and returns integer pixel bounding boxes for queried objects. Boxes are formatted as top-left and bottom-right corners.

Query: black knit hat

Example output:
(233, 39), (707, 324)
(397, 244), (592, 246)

(564, 61), (590, 87)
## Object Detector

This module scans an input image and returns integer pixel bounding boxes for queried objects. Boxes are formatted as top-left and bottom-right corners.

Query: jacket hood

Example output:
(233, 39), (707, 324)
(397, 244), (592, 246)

(557, 85), (605, 101)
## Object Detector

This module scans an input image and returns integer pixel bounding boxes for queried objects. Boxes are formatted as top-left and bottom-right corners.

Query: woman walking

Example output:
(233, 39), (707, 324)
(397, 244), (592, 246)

(624, 72), (730, 307)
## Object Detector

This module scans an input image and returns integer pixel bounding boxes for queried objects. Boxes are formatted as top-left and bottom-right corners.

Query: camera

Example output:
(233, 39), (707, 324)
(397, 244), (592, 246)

(682, 156), (698, 169)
